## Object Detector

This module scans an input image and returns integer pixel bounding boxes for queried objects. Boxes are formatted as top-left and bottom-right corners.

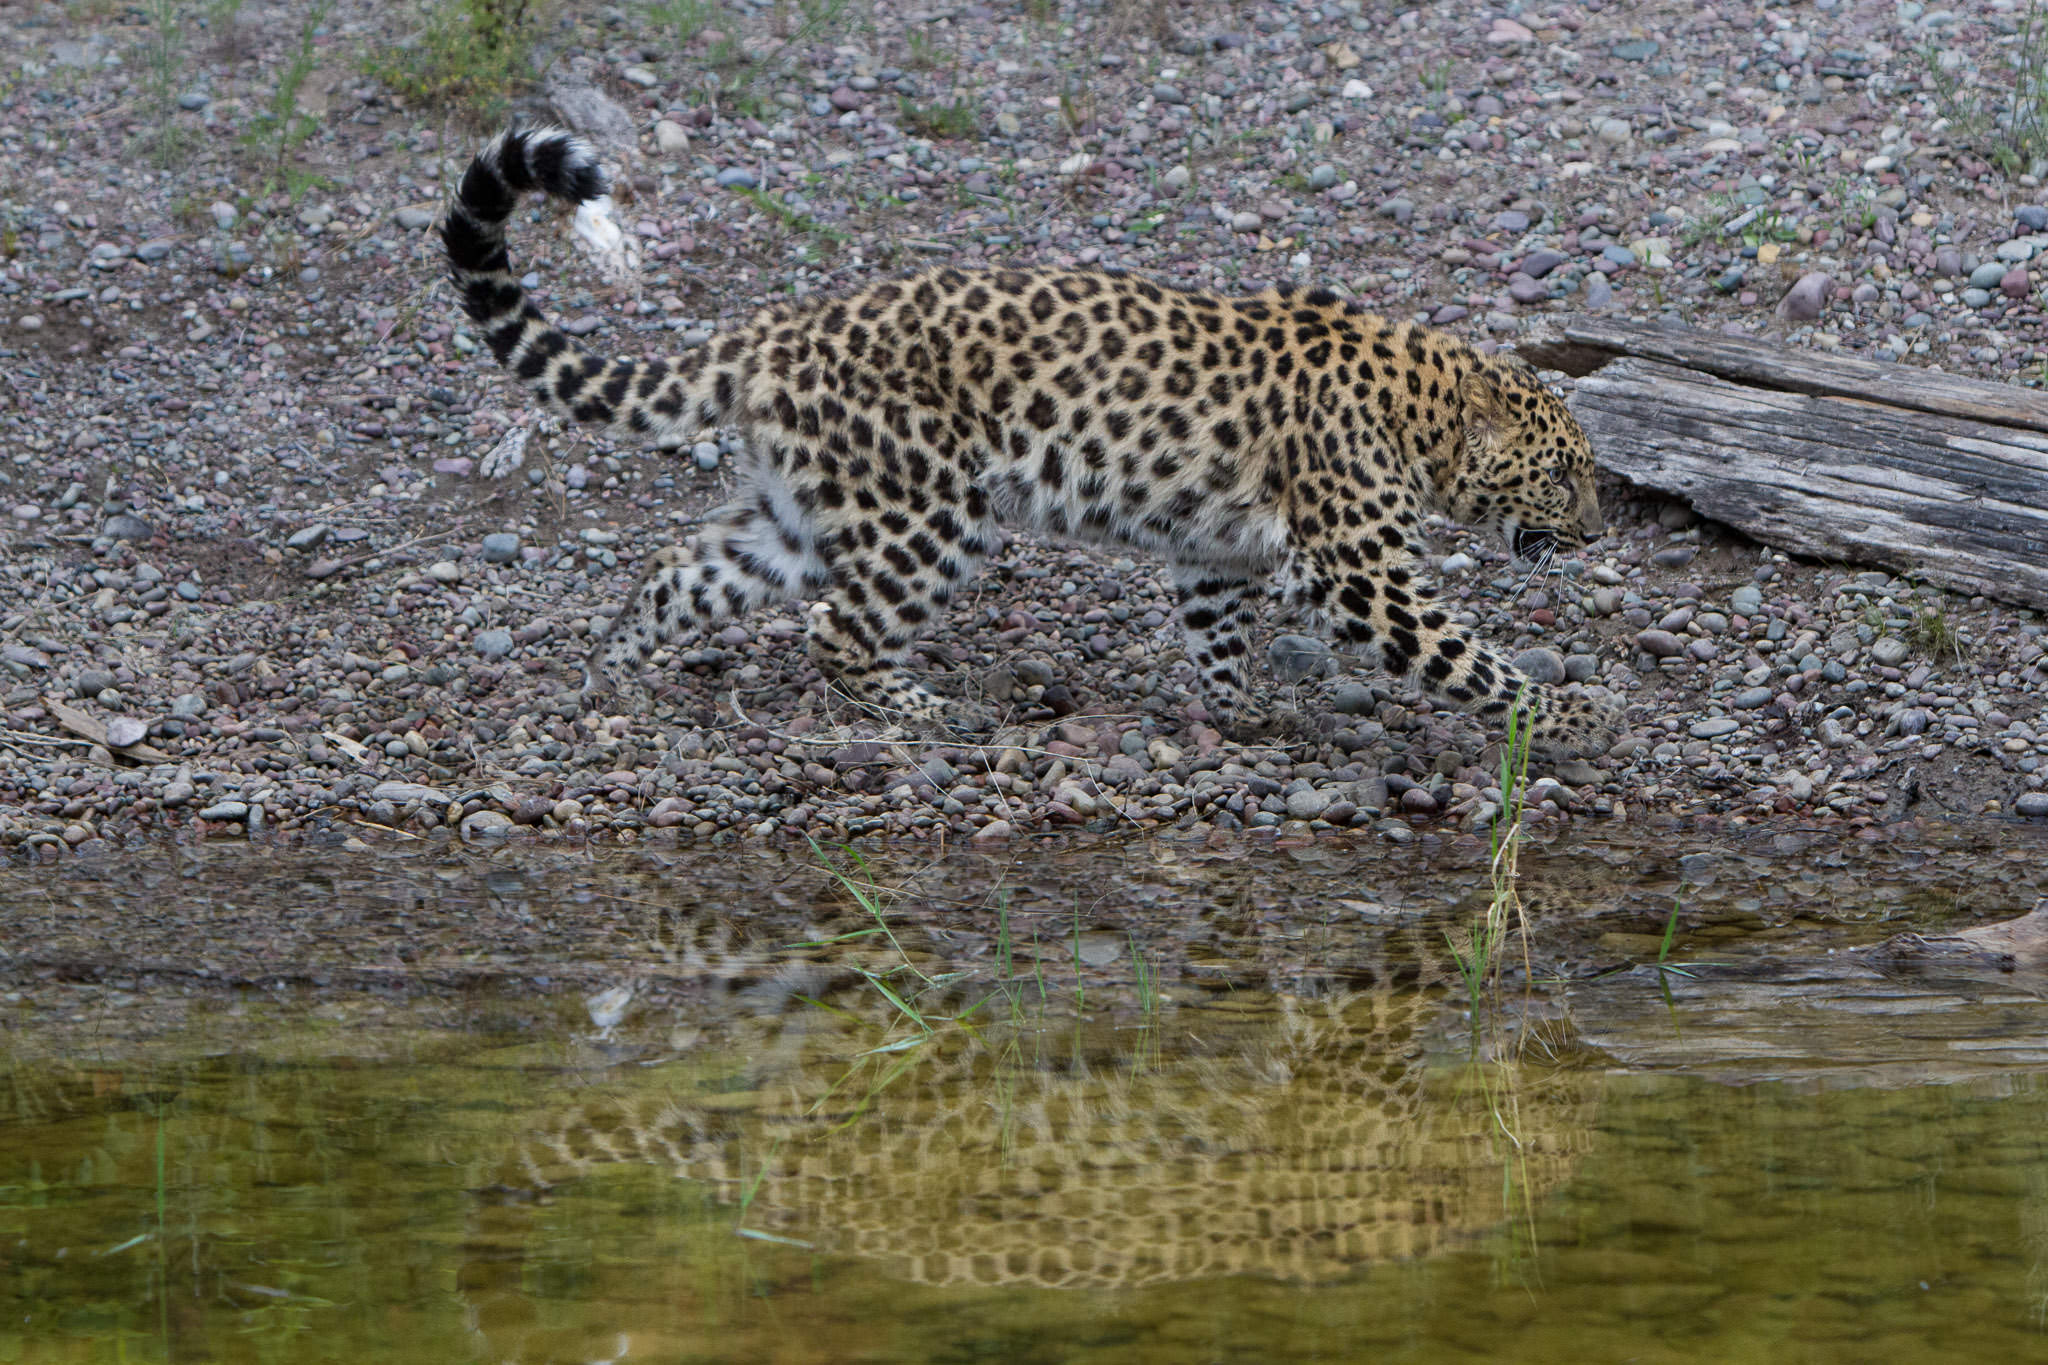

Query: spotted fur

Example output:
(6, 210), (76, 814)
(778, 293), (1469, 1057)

(443, 127), (1618, 755)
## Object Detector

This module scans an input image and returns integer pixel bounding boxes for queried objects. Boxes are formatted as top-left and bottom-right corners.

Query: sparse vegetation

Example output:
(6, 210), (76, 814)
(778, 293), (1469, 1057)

(366, 0), (541, 123)
(134, 0), (193, 167)
(735, 186), (847, 249)
(903, 29), (944, 71)
(242, 1), (330, 199)
(1906, 600), (1968, 663)
(1919, 4), (2048, 178)
(203, 0), (250, 60)
(898, 95), (977, 141)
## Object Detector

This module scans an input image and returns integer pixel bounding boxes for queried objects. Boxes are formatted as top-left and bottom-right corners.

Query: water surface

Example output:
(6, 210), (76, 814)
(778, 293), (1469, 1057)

(6, 823), (2048, 1362)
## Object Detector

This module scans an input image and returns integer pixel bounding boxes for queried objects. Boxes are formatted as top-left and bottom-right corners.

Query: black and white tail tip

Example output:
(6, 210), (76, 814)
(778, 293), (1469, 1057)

(440, 126), (606, 282)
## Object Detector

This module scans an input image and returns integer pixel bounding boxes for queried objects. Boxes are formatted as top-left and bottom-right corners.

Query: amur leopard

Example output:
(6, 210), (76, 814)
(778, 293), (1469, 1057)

(441, 126), (1619, 757)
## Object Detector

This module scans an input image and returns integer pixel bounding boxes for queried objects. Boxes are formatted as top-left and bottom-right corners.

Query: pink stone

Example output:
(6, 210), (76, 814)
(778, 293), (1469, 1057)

(2003, 268), (2031, 298)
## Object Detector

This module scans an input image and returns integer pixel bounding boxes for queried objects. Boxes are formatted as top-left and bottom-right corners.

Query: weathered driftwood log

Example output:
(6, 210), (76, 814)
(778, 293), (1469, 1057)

(1523, 320), (2048, 613)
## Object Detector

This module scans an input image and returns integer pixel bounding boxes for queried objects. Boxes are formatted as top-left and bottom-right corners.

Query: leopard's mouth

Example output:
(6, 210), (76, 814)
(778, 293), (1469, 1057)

(1510, 526), (1562, 560)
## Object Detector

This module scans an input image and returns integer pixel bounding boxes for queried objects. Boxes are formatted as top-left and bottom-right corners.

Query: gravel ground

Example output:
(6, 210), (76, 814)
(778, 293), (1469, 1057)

(3, 0), (2048, 857)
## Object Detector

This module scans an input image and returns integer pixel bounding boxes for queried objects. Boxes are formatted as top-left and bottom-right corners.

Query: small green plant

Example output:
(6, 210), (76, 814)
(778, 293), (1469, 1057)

(1421, 58), (1455, 93)
(242, 1), (330, 197)
(1128, 931), (1157, 1018)
(1738, 207), (1798, 250)
(1677, 191), (1733, 249)
(898, 95), (977, 141)
(204, 0), (249, 59)
(995, 889), (1013, 981)
(1070, 900), (1085, 1013)
(904, 29), (944, 70)
(1906, 601), (1967, 663)
(367, 0), (540, 123)
(135, 0), (194, 167)
(1447, 684), (1534, 1050)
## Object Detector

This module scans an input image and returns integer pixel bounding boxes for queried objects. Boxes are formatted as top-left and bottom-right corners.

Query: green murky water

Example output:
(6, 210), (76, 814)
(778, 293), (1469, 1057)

(6, 824), (2048, 1362)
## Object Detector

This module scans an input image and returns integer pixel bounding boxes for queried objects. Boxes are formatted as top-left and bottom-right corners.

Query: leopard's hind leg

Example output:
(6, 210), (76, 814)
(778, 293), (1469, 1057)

(801, 469), (998, 736)
(1169, 562), (1277, 740)
(585, 485), (830, 708)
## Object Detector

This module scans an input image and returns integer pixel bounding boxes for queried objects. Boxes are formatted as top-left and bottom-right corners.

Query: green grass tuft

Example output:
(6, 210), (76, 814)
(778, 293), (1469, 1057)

(898, 95), (978, 140)
(366, 0), (541, 124)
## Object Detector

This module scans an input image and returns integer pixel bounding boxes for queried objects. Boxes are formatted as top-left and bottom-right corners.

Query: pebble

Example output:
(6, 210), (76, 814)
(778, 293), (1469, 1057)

(1511, 648), (1566, 685)
(461, 810), (516, 838)
(2017, 793), (2048, 818)
(716, 167), (759, 189)
(1690, 718), (1740, 740)
(474, 629), (516, 660)
(105, 717), (149, 748)
(1778, 272), (1832, 321)
(482, 532), (522, 563)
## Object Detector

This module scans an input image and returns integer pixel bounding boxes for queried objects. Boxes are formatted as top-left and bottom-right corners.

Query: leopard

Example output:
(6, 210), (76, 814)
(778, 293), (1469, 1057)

(440, 126), (1621, 757)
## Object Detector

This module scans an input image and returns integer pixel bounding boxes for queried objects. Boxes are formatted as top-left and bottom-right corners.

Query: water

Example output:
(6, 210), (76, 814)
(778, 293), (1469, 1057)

(6, 822), (2048, 1362)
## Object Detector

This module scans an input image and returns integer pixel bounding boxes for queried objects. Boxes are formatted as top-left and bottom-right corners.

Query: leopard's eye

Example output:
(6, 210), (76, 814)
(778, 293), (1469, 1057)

(1548, 464), (1571, 486)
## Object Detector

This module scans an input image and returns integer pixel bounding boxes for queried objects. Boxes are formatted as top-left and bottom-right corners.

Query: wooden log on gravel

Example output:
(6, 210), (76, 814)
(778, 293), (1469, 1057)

(1523, 320), (2048, 612)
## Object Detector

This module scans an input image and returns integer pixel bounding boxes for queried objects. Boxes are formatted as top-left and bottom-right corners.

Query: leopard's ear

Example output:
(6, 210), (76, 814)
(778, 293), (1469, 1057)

(1459, 366), (1515, 440)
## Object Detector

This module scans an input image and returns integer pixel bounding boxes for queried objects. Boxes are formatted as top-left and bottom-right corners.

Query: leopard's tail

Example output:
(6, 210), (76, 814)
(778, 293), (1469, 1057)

(441, 126), (737, 445)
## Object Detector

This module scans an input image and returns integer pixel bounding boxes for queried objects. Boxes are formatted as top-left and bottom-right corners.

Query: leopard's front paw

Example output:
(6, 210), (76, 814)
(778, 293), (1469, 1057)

(1522, 689), (1622, 759)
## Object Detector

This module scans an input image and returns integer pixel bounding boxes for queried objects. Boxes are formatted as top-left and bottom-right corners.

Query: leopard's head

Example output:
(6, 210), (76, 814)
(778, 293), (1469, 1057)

(1446, 355), (1603, 560)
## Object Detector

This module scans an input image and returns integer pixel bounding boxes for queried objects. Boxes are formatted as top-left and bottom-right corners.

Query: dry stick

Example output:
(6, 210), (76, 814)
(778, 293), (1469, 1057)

(305, 524), (470, 576)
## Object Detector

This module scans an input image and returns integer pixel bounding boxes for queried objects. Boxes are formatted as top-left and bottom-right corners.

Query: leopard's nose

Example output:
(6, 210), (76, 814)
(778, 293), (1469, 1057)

(1577, 499), (1605, 540)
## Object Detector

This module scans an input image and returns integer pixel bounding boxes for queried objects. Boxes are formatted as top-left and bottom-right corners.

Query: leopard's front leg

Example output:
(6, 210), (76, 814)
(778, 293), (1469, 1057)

(1308, 549), (1620, 759)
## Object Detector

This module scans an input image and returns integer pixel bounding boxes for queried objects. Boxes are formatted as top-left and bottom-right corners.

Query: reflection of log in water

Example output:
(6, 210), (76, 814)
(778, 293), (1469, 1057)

(482, 952), (1597, 1294)
(1569, 897), (2048, 1085)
